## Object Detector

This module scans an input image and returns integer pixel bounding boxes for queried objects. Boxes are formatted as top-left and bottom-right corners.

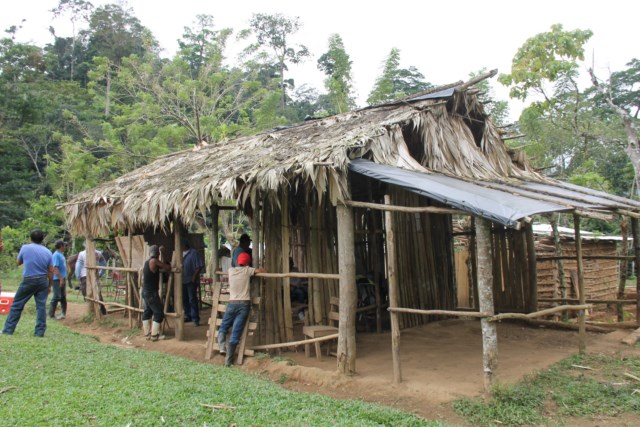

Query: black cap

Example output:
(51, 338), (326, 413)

(55, 240), (66, 249)
(239, 233), (251, 242)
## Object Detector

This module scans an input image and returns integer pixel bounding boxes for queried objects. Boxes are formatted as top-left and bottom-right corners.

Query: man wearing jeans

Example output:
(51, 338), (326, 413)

(217, 252), (265, 366)
(49, 240), (68, 320)
(2, 229), (53, 337)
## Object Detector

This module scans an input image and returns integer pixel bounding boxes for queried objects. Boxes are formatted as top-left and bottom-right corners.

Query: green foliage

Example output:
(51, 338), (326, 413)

(454, 354), (640, 426)
(0, 312), (436, 426)
(498, 24), (593, 103)
(367, 48), (431, 105)
(318, 34), (354, 114)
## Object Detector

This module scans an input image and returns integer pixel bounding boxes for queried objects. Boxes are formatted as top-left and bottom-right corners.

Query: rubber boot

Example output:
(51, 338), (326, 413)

(49, 301), (57, 319)
(225, 344), (237, 367)
(59, 301), (67, 320)
(150, 321), (165, 341)
(142, 319), (152, 340)
(217, 332), (226, 354)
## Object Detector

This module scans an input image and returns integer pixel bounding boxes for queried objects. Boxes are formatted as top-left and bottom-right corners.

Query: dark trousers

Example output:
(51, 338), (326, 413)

(142, 290), (164, 323)
(182, 281), (199, 323)
(49, 279), (67, 317)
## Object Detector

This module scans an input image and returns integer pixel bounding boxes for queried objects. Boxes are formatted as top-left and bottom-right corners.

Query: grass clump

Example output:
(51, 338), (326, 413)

(453, 354), (640, 426)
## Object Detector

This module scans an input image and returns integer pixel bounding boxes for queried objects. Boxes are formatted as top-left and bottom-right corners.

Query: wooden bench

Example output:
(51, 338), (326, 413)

(302, 296), (339, 361)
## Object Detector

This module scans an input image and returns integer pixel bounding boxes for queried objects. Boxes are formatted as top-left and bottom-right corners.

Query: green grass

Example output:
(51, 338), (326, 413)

(453, 354), (640, 426)
(0, 308), (441, 426)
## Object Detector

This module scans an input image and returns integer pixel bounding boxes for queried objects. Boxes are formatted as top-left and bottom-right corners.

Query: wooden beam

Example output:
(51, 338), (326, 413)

(282, 191), (294, 343)
(489, 304), (591, 321)
(216, 271), (340, 280)
(538, 298), (637, 304)
(573, 213), (586, 354)
(251, 333), (339, 350)
(384, 195), (402, 384)
(476, 217), (497, 392)
(336, 204), (357, 375)
(344, 200), (465, 215)
(388, 307), (490, 318)
(537, 255), (635, 261)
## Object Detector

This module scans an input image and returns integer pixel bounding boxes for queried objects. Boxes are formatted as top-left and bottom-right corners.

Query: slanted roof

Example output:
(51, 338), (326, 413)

(64, 71), (639, 236)
(349, 159), (640, 228)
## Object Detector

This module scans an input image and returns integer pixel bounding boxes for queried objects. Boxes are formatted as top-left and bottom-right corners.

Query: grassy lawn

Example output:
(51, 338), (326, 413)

(0, 304), (440, 426)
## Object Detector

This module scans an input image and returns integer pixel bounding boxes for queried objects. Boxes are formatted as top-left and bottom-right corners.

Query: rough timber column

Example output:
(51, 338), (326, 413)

(336, 204), (357, 374)
(475, 217), (497, 391)
(384, 195), (402, 384)
(174, 221), (184, 341)
(573, 213), (586, 353)
(85, 237), (102, 319)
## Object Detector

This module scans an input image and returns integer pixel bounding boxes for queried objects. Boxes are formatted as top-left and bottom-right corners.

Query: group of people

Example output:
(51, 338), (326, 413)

(2, 229), (266, 368)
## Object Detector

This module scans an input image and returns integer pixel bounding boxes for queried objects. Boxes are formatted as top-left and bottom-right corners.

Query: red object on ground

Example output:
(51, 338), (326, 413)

(0, 292), (15, 314)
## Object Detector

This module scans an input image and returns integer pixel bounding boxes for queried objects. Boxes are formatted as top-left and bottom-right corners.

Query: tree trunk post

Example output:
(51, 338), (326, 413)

(475, 217), (497, 392)
(336, 204), (357, 375)
(85, 237), (102, 319)
(617, 218), (629, 322)
(573, 213), (586, 354)
(384, 195), (402, 383)
(282, 190), (294, 342)
(210, 204), (219, 282)
(631, 218), (640, 326)
(174, 221), (184, 341)
(525, 222), (538, 313)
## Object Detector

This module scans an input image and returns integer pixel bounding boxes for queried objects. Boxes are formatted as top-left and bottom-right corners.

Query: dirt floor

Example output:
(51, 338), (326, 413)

(60, 302), (640, 425)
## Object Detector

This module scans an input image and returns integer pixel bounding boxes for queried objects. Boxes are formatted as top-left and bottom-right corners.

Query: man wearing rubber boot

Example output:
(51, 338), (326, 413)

(141, 245), (172, 341)
(218, 252), (265, 366)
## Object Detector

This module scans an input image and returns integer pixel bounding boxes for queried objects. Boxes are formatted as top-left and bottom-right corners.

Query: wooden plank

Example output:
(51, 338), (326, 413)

(204, 282), (222, 360)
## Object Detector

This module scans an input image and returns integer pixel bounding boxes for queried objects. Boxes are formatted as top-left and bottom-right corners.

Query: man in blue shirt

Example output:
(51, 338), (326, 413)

(49, 240), (68, 320)
(2, 229), (53, 337)
(182, 240), (204, 326)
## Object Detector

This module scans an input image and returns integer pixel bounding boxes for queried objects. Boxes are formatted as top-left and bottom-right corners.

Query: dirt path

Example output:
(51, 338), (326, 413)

(60, 303), (640, 424)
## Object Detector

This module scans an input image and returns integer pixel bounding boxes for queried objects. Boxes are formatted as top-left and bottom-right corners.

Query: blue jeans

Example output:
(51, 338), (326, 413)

(182, 281), (199, 323)
(141, 290), (164, 323)
(219, 303), (250, 345)
(49, 279), (67, 317)
(2, 275), (49, 336)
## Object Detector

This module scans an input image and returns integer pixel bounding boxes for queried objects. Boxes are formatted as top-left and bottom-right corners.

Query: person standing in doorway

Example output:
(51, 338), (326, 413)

(2, 230), (53, 337)
(75, 245), (107, 315)
(217, 252), (266, 366)
(49, 240), (68, 320)
(182, 240), (204, 326)
(142, 245), (172, 341)
(231, 234), (252, 267)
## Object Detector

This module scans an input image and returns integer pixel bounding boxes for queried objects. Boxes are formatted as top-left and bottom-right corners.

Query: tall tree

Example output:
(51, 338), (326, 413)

(247, 13), (310, 113)
(317, 34), (354, 114)
(50, 0), (94, 81)
(367, 48), (431, 105)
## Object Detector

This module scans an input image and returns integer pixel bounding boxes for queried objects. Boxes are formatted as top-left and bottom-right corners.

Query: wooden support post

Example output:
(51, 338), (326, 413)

(336, 204), (356, 375)
(384, 195), (402, 384)
(282, 191), (294, 342)
(127, 231), (134, 328)
(174, 221), (184, 341)
(618, 218), (629, 322)
(85, 237), (102, 319)
(549, 214), (567, 320)
(525, 222), (538, 313)
(210, 204), (219, 284)
(573, 213), (586, 354)
(632, 218), (640, 326)
(475, 217), (497, 392)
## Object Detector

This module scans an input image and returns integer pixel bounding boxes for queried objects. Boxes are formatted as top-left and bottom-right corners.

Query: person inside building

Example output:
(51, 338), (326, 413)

(182, 239), (204, 326)
(231, 233), (252, 267)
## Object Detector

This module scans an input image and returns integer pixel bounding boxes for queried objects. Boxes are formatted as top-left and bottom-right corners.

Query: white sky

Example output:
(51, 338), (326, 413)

(2, 0), (638, 121)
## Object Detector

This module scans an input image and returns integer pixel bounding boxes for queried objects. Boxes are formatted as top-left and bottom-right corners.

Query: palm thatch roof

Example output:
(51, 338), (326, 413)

(64, 72), (547, 236)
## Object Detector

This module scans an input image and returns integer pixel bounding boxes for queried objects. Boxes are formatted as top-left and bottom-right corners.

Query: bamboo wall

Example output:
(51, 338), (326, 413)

(536, 238), (619, 304)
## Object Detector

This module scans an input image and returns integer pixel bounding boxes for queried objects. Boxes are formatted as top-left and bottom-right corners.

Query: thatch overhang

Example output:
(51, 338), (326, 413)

(66, 74), (634, 236)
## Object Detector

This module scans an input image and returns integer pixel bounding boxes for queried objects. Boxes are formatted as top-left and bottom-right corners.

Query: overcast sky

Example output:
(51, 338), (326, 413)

(2, 0), (638, 120)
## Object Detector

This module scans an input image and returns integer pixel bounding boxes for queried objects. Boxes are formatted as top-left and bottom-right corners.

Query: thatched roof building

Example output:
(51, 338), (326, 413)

(65, 70), (640, 381)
